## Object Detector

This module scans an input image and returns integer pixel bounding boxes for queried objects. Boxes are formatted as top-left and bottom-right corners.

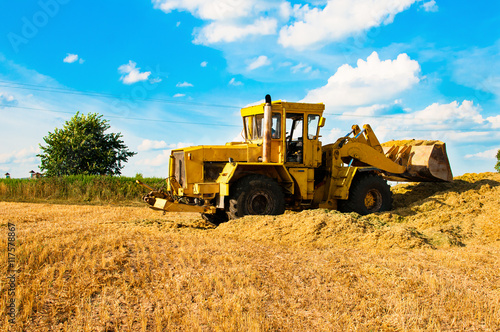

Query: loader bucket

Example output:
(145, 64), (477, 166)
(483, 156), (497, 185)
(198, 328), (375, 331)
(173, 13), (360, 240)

(382, 140), (453, 182)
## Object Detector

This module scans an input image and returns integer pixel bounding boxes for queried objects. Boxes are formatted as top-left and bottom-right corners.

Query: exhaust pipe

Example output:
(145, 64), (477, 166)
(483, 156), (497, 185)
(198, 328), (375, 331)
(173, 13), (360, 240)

(263, 94), (272, 163)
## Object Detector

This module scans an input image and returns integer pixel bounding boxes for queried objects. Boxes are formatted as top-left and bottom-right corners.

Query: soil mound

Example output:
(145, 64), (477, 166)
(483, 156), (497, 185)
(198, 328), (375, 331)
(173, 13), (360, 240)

(216, 172), (500, 249)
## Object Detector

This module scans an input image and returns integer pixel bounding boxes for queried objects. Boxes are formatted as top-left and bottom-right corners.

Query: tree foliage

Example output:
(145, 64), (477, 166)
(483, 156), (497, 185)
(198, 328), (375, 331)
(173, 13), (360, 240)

(496, 149), (500, 173)
(38, 112), (136, 176)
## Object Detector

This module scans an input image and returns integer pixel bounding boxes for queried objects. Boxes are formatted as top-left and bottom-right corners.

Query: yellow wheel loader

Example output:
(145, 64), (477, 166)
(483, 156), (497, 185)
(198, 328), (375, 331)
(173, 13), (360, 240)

(137, 95), (452, 224)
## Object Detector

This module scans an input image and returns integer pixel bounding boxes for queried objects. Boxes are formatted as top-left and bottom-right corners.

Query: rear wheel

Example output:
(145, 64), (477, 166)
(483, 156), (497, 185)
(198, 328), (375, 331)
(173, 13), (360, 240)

(228, 175), (285, 219)
(340, 173), (392, 215)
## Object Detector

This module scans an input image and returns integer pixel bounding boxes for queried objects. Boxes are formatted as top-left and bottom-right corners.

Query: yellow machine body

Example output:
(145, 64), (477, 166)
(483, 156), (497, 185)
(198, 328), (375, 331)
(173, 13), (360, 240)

(139, 99), (452, 217)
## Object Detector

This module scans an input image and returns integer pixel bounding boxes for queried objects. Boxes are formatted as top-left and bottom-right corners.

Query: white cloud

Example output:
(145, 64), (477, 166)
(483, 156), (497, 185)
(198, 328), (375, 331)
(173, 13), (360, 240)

(153, 0), (278, 44)
(229, 78), (243, 86)
(411, 100), (484, 125)
(0, 93), (18, 108)
(138, 139), (168, 152)
(302, 52), (420, 107)
(153, 0), (263, 21)
(176, 81), (194, 87)
(176, 21), (181, 27)
(194, 17), (277, 44)
(200, 61), (208, 67)
(247, 55), (271, 71)
(422, 0), (438, 12)
(342, 100), (488, 143)
(487, 115), (500, 129)
(118, 61), (151, 85)
(153, 0), (419, 49)
(279, 0), (417, 49)
(173, 93), (186, 97)
(465, 148), (499, 160)
(63, 53), (79, 63)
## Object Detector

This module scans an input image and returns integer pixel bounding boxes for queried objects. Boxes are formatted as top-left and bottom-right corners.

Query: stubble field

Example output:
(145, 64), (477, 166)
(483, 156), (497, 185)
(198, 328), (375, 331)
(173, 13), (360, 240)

(1, 173), (500, 331)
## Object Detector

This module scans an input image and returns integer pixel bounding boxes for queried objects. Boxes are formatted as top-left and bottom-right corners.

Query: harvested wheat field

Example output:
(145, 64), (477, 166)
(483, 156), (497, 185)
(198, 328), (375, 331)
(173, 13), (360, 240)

(1, 173), (500, 331)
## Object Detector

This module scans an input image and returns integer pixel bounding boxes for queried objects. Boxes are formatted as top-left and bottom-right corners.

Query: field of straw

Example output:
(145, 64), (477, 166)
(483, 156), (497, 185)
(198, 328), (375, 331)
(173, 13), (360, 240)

(1, 172), (500, 331)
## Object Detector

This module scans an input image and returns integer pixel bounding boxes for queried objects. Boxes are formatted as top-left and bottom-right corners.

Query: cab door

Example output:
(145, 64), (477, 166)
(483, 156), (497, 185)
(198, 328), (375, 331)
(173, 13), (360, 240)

(303, 114), (322, 168)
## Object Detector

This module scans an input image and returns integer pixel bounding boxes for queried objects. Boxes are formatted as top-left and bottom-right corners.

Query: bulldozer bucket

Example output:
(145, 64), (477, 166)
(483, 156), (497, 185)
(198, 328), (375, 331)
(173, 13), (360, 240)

(382, 140), (453, 182)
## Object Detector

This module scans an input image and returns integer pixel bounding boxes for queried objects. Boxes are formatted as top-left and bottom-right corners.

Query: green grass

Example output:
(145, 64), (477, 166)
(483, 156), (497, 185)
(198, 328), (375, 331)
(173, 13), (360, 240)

(0, 175), (164, 206)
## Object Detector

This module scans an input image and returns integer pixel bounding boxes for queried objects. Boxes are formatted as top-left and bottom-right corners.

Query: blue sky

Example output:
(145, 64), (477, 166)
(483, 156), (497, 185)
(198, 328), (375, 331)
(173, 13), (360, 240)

(0, 0), (499, 178)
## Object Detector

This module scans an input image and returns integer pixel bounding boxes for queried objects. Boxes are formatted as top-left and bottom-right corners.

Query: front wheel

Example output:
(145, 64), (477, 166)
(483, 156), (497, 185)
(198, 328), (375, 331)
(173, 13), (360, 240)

(339, 173), (392, 215)
(228, 175), (285, 219)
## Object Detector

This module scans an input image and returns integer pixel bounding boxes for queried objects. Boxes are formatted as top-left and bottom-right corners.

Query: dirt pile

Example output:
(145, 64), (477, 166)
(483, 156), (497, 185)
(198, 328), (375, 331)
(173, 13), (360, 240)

(216, 172), (500, 249)
(216, 210), (431, 249)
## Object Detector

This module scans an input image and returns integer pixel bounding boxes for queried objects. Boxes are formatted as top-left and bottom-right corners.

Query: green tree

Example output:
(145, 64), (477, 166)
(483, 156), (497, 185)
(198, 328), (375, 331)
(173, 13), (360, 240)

(496, 149), (500, 173)
(38, 112), (136, 176)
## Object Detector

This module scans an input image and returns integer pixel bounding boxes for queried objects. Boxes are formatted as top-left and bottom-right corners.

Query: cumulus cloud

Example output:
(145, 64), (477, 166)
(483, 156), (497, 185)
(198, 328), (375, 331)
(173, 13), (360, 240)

(63, 53), (79, 63)
(176, 81), (194, 87)
(138, 139), (168, 152)
(279, 0), (417, 49)
(153, 0), (419, 49)
(343, 100), (489, 143)
(173, 93), (186, 97)
(200, 61), (208, 67)
(465, 148), (498, 160)
(247, 55), (271, 71)
(194, 17), (277, 44)
(63, 54), (85, 64)
(0, 93), (18, 108)
(411, 100), (484, 125)
(302, 52), (420, 107)
(422, 0), (438, 12)
(229, 78), (243, 86)
(153, 0), (278, 44)
(118, 61), (151, 84)
(487, 115), (500, 129)
(153, 0), (261, 20)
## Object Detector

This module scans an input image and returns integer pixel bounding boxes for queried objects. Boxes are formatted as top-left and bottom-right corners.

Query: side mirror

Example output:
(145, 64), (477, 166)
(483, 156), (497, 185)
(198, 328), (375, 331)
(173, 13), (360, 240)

(318, 117), (326, 128)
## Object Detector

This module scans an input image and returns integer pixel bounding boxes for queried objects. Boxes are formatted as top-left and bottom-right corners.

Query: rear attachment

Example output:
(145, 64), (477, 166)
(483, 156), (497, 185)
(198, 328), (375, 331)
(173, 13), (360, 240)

(136, 179), (215, 213)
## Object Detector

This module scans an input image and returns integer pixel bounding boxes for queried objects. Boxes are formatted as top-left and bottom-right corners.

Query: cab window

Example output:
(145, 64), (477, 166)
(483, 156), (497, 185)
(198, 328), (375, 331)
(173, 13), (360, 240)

(307, 114), (320, 140)
(244, 113), (281, 140)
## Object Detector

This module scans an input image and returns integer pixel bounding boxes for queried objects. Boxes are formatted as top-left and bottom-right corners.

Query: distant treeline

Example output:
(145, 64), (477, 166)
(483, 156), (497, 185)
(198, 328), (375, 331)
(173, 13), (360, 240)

(0, 175), (165, 205)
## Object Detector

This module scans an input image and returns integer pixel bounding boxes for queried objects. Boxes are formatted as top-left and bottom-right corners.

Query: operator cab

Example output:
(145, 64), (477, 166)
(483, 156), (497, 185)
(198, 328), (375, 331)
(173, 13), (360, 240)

(240, 100), (325, 166)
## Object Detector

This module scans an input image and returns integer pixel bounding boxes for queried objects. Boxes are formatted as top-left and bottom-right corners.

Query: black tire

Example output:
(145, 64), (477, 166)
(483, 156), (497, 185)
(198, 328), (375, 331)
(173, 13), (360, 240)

(339, 173), (392, 215)
(228, 175), (285, 219)
(201, 209), (229, 225)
